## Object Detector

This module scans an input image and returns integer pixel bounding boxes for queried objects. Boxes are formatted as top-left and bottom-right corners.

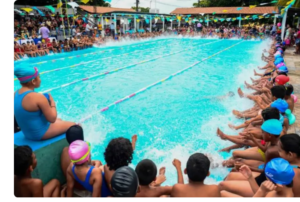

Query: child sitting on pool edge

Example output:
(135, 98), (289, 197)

(170, 153), (221, 197)
(135, 159), (172, 197)
(14, 146), (61, 197)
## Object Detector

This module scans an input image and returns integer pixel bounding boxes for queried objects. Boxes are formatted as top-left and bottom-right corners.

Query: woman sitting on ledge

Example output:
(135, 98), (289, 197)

(14, 66), (76, 140)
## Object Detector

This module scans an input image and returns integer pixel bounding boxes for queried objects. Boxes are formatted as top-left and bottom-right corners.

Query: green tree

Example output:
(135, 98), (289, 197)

(192, 0), (275, 7)
(277, 0), (300, 8)
(131, 6), (150, 12)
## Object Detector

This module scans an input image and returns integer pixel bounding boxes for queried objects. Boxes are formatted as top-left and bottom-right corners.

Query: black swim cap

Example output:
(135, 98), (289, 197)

(111, 166), (139, 197)
(66, 125), (84, 144)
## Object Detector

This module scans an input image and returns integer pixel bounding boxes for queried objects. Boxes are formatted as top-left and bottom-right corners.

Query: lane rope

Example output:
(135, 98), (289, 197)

(40, 40), (221, 93)
(14, 40), (197, 81)
(30, 39), (175, 65)
(78, 40), (244, 123)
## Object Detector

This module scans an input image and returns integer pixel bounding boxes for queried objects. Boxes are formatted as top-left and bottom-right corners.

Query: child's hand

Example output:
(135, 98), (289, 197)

(260, 181), (277, 193)
(172, 159), (181, 169)
(91, 160), (102, 168)
(239, 165), (253, 180)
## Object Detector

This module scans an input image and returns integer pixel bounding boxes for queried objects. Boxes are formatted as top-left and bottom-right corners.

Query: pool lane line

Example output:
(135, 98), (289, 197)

(31, 39), (175, 65)
(14, 40), (206, 81)
(78, 40), (244, 123)
(40, 40), (221, 94)
(15, 40), (196, 81)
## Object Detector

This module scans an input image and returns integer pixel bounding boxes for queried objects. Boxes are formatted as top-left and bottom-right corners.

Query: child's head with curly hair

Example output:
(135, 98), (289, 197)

(104, 137), (133, 171)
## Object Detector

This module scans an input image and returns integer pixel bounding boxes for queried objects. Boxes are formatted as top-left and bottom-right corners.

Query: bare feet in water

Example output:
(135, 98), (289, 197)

(219, 147), (231, 153)
(250, 77), (255, 83)
(131, 134), (137, 150)
(244, 81), (251, 89)
(228, 123), (237, 130)
(232, 110), (243, 118)
(237, 87), (244, 98)
(254, 69), (258, 76)
(217, 128), (227, 140)
(222, 158), (235, 167)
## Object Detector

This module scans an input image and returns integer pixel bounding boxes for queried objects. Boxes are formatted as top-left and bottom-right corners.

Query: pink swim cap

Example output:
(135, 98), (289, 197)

(68, 140), (90, 165)
(276, 62), (285, 69)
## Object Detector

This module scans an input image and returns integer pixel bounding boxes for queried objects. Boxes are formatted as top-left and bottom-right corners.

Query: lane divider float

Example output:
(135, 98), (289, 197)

(78, 40), (244, 123)
(31, 39), (175, 65)
(40, 40), (220, 94)
(15, 40), (196, 81)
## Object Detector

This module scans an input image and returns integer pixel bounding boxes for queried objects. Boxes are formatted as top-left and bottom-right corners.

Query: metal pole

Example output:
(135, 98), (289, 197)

(65, 1), (71, 38)
(206, 14), (209, 26)
(59, 0), (65, 39)
(134, 15), (137, 32)
(281, 10), (288, 40)
(101, 16), (105, 37)
(297, 17), (300, 27)
(114, 14), (117, 35)
(239, 14), (241, 27)
(136, 0), (139, 12)
(273, 14), (277, 25)
(123, 18), (125, 35)
(150, 16), (152, 32)
(162, 17), (165, 32)
(171, 20), (172, 30)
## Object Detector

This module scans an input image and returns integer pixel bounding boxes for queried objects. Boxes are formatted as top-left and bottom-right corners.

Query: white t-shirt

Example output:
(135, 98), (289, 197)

(110, 24), (115, 30)
(86, 24), (92, 32)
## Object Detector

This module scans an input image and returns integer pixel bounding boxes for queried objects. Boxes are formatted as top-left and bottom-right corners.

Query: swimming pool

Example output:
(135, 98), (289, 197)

(14, 37), (268, 185)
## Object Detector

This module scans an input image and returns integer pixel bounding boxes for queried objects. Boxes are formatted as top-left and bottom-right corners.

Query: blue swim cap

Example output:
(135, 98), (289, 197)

(282, 41), (286, 45)
(271, 99), (289, 113)
(261, 119), (282, 135)
(265, 158), (295, 185)
(14, 66), (39, 83)
(274, 58), (284, 65)
(278, 66), (288, 73)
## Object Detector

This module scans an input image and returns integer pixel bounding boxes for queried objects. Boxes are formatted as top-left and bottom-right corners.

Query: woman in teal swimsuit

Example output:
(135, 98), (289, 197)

(14, 66), (76, 140)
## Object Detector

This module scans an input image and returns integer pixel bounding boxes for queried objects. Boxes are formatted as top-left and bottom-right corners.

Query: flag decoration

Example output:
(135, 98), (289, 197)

(249, 5), (257, 9)
(21, 8), (33, 13)
(57, 1), (63, 9)
(32, 7), (45, 16)
(45, 5), (55, 13)
(81, 0), (90, 4)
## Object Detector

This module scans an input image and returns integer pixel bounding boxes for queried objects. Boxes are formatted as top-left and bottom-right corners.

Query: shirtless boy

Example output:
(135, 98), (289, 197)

(170, 153), (221, 197)
(135, 159), (172, 197)
(14, 146), (61, 197)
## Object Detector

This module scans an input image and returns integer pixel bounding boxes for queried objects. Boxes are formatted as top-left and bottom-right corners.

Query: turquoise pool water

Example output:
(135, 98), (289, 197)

(14, 37), (267, 185)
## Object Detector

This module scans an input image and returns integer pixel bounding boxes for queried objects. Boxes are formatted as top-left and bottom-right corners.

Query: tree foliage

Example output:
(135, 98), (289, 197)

(131, 6), (150, 12)
(192, 0), (283, 7)
(277, 0), (300, 8)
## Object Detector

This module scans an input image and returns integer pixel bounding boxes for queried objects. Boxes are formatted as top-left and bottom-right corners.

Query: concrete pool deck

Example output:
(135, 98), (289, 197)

(284, 47), (300, 134)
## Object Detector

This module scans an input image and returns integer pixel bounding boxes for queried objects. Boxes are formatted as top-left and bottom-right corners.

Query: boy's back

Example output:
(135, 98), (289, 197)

(14, 177), (43, 197)
(170, 153), (221, 197)
(136, 186), (172, 197)
(171, 184), (220, 197)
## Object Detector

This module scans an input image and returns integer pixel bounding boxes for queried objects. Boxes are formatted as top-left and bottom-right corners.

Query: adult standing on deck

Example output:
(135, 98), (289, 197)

(85, 22), (93, 37)
(110, 23), (115, 37)
(39, 23), (50, 40)
(14, 66), (76, 141)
